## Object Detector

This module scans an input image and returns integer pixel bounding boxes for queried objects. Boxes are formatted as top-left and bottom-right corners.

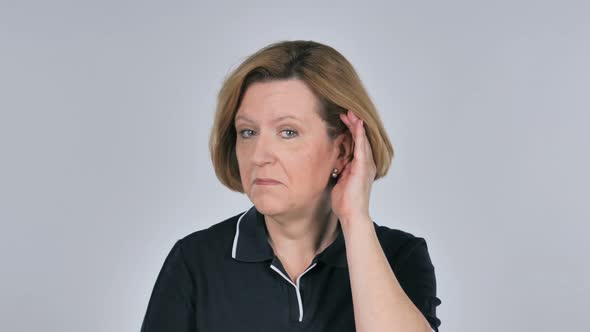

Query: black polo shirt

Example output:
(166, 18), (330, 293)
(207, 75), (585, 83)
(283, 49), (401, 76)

(141, 205), (442, 332)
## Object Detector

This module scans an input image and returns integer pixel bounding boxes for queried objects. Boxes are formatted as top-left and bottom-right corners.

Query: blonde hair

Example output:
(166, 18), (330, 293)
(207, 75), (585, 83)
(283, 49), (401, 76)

(209, 40), (394, 193)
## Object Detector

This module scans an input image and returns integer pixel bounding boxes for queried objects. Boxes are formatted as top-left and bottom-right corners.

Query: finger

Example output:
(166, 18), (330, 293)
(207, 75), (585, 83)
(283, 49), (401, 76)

(348, 111), (360, 129)
(353, 119), (365, 160)
(340, 112), (364, 161)
(358, 120), (369, 158)
(348, 110), (360, 122)
(340, 112), (355, 131)
(339, 113), (358, 144)
(359, 122), (377, 178)
(362, 125), (374, 164)
(339, 113), (351, 127)
(341, 111), (359, 139)
(341, 113), (376, 177)
(359, 121), (374, 165)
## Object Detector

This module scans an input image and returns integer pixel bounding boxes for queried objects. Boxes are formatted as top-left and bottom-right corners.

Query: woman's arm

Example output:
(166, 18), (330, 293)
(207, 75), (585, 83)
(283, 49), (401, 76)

(333, 111), (439, 331)
(341, 215), (434, 332)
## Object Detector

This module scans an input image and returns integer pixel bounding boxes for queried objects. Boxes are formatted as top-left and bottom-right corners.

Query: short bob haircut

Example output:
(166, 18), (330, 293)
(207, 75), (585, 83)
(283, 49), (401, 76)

(209, 40), (394, 193)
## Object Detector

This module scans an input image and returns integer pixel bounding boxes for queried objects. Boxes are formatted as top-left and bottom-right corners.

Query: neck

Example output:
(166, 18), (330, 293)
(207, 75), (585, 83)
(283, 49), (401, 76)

(263, 193), (341, 261)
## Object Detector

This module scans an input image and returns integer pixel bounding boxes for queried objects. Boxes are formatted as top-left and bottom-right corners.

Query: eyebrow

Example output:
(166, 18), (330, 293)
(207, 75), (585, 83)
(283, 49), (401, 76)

(235, 114), (301, 124)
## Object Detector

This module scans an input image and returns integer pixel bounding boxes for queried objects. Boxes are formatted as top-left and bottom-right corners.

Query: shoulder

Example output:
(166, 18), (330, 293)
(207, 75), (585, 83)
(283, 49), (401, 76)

(174, 209), (246, 258)
(374, 223), (441, 331)
(373, 223), (432, 270)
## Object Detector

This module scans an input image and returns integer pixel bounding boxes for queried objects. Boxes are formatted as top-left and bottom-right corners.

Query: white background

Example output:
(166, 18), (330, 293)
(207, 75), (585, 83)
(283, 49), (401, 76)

(1, 1), (588, 331)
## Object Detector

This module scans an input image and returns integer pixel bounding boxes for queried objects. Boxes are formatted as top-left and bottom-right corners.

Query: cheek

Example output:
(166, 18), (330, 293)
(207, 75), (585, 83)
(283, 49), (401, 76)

(289, 148), (327, 181)
(235, 147), (250, 182)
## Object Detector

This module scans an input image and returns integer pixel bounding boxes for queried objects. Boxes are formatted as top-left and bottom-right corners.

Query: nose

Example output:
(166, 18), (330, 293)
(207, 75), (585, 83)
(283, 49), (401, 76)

(250, 131), (276, 166)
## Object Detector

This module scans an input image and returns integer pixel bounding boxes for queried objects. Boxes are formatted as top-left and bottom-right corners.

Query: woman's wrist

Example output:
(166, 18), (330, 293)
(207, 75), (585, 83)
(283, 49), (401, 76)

(339, 213), (373, 234)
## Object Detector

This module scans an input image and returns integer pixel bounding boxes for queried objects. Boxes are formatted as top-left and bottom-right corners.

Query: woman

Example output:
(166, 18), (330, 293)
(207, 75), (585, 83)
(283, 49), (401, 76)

(141, 40), (441, 332)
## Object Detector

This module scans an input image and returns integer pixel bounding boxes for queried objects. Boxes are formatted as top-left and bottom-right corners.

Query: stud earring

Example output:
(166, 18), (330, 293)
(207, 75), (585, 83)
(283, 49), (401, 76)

(331, 168), (339, 178)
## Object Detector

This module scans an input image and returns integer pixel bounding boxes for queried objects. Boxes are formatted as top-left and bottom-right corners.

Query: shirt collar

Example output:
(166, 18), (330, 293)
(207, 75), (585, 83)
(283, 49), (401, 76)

(231, 205), (377, 269)
(232, 206), (378, 268)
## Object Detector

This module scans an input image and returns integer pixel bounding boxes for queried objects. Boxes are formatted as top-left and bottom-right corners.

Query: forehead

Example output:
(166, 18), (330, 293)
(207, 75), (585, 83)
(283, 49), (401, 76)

(236, 79), (320, 122)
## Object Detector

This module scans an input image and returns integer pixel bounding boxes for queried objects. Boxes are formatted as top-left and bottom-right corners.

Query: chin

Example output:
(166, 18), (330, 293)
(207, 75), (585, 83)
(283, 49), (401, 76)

(251, 198), (280, 215)
(250, 194), (288, 216)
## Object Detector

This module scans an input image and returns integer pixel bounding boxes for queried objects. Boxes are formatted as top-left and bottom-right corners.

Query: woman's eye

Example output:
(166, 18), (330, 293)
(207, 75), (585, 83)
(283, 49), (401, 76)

(280, 129), (298, 139)
(238, 129), (254, 138)
(237, 129), (298, 139)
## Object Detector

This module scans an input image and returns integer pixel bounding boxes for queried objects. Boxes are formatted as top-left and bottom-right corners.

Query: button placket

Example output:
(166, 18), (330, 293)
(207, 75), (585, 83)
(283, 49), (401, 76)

(270, 261), (318, 322)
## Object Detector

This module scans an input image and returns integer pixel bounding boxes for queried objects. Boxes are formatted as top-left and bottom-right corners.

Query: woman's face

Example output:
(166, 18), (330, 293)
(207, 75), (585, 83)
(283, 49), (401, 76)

(234, 79), (349, 217)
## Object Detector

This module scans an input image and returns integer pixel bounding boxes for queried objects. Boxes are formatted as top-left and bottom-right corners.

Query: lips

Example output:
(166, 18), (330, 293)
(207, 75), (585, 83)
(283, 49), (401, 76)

(254, 178), (281, 185)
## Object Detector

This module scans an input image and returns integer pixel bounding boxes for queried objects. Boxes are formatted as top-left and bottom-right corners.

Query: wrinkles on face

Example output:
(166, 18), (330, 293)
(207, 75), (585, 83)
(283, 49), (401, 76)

(234, 79), (338, 211)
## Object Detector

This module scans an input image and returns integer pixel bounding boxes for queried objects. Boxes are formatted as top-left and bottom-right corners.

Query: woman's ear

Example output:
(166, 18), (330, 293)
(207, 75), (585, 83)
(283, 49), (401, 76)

(335, 131), (354, 167)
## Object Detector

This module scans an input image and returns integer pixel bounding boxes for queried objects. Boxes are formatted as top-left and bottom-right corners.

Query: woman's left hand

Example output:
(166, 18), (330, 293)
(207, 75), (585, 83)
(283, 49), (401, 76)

(331, 110), (377, 228)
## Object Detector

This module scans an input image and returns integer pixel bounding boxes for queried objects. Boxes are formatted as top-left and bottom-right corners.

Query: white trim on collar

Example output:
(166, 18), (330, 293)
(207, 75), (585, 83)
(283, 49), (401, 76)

(231, 206), (254, 259)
